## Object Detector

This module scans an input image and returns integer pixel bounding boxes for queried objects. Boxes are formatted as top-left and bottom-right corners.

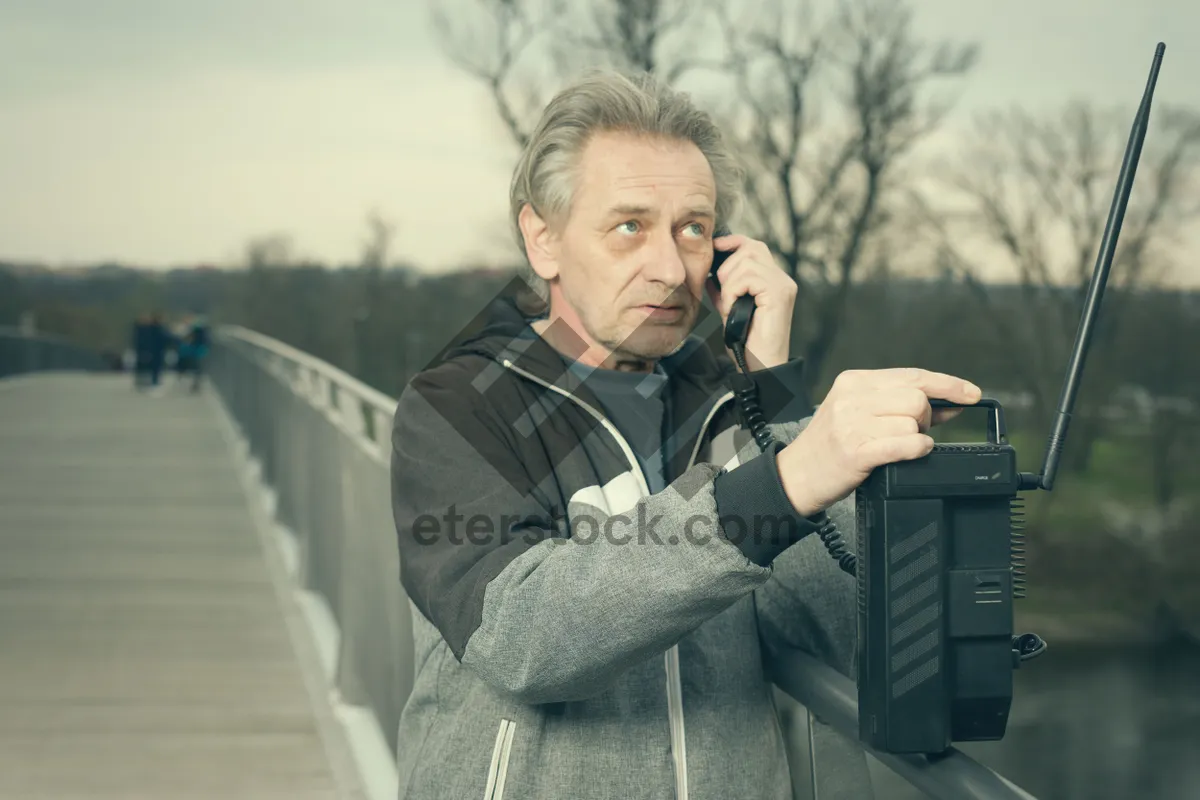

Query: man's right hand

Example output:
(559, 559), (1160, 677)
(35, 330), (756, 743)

(776, 368), (982, 517)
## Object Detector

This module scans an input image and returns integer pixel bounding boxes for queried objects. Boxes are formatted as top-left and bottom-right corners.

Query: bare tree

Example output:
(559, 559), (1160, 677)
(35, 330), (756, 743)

(353, 211), (399, 384)
(244, 233), (295, 271)
(429, 0), (720, 146)
(1123, 290), (1200, 511)
(430, 0), (566, 148)
(428, 0), (978, 390)
(709, 0), (976, 386)
(924, 101), (1200, 470)
(237, 233), (296, 335)
(567, 0), (698, 76)
(361, 210), (397, 273)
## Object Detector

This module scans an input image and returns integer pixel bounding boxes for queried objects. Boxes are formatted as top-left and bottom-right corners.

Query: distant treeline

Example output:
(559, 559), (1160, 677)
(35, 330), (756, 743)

(2, 260), (1195, 409)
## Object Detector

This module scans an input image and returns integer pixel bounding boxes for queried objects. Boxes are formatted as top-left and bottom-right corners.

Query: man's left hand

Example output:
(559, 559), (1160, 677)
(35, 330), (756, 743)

(706, 233), (797, 372)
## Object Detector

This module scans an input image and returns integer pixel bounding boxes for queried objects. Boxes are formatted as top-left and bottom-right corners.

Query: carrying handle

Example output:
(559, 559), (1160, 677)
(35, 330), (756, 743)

(929, 397), (1007, 445)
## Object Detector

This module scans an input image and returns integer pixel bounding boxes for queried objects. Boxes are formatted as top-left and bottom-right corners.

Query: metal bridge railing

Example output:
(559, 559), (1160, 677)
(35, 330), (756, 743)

(207, 324), (412, 800)
(208, 323), (1037, 800)
(0, 326), (109, 379)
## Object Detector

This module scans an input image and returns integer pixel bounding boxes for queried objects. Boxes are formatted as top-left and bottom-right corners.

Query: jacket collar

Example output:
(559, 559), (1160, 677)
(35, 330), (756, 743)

(444, 293), (734, 393)
(438, 293), (739, 466)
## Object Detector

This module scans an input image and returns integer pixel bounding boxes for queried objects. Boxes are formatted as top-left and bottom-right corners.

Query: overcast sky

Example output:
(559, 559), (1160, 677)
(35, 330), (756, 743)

(1, 0), (1197, 283)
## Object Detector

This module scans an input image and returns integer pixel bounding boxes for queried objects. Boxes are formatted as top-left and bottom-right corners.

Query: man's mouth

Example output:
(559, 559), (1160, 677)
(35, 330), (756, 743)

(637, 303), (685, 319)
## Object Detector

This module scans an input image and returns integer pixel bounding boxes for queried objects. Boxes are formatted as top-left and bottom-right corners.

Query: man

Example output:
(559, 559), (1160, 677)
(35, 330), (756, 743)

(130, 312), (153, 389)
(191, 316), (210, 393)
(131, 311), (168, 392)
(177, 314), (210, 393)
(389, 69), (979, 799)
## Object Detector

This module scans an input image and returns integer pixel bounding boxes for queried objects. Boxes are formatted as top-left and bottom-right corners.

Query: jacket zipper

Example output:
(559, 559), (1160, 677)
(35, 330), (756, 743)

(484, 718), (516, 800)
(498, 357), (734, 800)
(688, 391), (735, 467)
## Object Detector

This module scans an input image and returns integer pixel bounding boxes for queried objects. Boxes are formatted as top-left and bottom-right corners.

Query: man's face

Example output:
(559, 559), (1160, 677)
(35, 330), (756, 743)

(528, 131), (717, 367)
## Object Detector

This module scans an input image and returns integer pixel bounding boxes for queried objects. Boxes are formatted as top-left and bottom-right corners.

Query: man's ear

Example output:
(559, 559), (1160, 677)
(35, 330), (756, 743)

(518, 203), (559, 282)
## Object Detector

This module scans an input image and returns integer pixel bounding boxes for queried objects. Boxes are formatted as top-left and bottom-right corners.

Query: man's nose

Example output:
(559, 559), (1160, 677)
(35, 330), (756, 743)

(641, 228), (688, 288)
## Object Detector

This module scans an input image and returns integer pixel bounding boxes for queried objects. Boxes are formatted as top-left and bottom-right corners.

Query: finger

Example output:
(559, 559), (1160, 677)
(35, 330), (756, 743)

(713, 245), (752, 289)
(863, 387), (930, 430)
(718, 274), (769, 320)
(711, 236), (742, 286)
(863, 415), (921, 438)
(713, 240), (782, 286)
(856, 433), (935, 469)
(918, 400), (933, 433)
(931, 407), (964, 426)
(717, 262), (790, 311)
(720, 237), (774, 267)
(719, 253), (788, 285)
(713, 232), (753, 251)
(880, 367), (982, 404)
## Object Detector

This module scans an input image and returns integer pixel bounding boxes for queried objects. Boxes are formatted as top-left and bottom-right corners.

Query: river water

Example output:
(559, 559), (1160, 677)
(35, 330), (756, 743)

(867, 640), (1200, 799)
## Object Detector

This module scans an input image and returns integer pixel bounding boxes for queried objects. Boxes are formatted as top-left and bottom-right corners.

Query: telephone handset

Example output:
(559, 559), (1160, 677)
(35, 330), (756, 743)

(709, 224), (772, 450)
(710, 225), (854, 572)
(708, 226), (757, 353)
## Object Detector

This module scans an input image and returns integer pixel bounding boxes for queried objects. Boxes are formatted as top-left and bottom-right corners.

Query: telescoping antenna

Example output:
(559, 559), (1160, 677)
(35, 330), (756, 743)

(1020, 42), (1166, 492)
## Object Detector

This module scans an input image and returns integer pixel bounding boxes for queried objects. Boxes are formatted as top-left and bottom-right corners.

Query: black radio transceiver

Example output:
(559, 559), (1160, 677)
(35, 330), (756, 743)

(854, 399), (1025, 753)
(714, 41), (1167, 759)
(854, 42), (1166, 755)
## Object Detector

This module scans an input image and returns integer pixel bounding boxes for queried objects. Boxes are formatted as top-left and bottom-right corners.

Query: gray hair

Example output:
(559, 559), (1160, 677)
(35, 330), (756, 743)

(509, 68), (743, 306)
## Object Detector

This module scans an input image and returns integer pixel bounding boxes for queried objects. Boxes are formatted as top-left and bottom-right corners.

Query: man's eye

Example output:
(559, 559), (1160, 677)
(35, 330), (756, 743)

(682, 222), (705, 237)
(617, 221), (640, 235)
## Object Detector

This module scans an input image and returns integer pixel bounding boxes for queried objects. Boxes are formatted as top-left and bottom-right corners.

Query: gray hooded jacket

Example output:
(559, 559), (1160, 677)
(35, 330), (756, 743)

(389, 296), (862, 799)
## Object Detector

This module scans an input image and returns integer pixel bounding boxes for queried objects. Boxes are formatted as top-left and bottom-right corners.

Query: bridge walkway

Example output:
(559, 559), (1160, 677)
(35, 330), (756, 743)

(0, 374), (365, 799)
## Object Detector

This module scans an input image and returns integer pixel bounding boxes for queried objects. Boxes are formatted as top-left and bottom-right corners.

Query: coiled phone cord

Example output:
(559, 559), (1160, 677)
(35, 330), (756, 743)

(728, 342), (858, 577)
